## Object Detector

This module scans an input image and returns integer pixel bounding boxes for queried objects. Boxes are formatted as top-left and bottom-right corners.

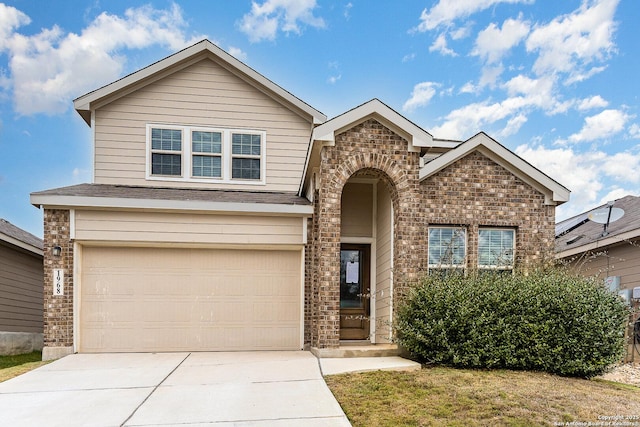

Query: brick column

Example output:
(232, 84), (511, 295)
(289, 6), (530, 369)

(42, 209), (74, 360)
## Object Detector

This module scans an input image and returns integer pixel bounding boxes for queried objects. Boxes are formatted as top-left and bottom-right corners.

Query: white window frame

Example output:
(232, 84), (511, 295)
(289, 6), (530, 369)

(478, 227), (516, 271)
(146, 124), (266, 185)
(427, 226), (467, 272)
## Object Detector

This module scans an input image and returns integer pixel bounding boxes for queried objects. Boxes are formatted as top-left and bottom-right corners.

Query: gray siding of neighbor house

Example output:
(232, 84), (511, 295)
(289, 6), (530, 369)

(0, 242), (43, 333)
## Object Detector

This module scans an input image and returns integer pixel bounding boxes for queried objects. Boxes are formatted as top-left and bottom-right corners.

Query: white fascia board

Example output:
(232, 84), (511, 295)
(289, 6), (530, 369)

(30, 194), (313, 216)
(0, 232), (43, 256)
(419, 133), (570, 204)
(74, 40), (326, 125)
(556, 228), (640, 259)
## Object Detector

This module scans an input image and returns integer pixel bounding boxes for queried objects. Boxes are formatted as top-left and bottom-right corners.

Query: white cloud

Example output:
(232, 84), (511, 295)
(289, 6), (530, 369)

(239, 0), (325, 43)
(568, 109), (630, 143)
(344, 2), (353, 20)
(500, 114), (527, 137)
(415, 0), (533, 32)
(429, 33), (456, 56)
(526, 0), (619, 82)
(0, 3), (30, 51)
(472, 17), (530, 64)
(578, 95), (608, 111)
(629, 124), (640, 139)
(402, 82), (440, 112)
(478, 64), (504, 89)
(227, 47), (247, 62)
(1, 3), (203, 116)
(327, 74), (341, 84)
(515, 143), (640, 219)
(402, 52), (416, 63)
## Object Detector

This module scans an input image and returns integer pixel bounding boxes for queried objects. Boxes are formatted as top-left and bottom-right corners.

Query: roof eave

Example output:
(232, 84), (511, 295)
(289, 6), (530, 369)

(0, 232), (43, 256)
(30, 193), (314, 216)
(556, 228), (640, 259)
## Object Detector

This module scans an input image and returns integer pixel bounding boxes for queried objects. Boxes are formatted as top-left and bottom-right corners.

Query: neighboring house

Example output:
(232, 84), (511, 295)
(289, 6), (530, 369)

(30, 40), (570, 360)
(0, 218), (43, 355)
(556, 195), (640, 360)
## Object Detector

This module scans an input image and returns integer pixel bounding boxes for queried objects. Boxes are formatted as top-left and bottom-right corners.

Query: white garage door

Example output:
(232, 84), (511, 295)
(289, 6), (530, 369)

(80, 247), (302, 352)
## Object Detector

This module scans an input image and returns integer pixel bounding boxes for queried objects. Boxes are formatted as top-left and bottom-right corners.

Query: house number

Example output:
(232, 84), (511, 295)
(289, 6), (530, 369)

(53, 269), (64, 296)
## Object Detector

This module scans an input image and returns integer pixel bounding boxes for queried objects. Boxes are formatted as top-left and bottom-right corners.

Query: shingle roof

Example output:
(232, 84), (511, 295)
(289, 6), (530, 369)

(0, 218), (43, 251)
(31, 183), (311, 207)
(555, 195), (640, 255)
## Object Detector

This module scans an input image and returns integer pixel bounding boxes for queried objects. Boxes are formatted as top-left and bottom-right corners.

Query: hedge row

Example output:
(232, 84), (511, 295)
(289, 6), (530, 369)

(395, 269), (628, 377)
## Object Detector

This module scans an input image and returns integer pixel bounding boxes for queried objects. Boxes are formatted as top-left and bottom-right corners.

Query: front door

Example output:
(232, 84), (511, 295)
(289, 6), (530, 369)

(339, 244), (370, 340)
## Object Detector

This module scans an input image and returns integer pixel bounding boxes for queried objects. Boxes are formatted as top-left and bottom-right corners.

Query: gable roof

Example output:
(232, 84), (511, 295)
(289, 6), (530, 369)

(300, 98), (458, 195)
(310, 99), (454, 153)
(556, 195), (640, 258)
(419, 132), (570, 206)
(0, 218), (43, 256)
(73, 39), (326, 126)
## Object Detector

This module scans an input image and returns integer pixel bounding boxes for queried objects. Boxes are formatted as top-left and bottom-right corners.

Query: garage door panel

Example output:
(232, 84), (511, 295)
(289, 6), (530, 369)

(80, 247), (301, 352)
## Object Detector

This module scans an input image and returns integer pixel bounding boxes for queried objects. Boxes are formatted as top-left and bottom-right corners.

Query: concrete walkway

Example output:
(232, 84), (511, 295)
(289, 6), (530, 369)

(0, 352), (352, 426)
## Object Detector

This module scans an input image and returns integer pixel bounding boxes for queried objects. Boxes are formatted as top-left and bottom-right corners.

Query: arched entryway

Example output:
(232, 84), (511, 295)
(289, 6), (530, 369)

(309, 118), (423, 349)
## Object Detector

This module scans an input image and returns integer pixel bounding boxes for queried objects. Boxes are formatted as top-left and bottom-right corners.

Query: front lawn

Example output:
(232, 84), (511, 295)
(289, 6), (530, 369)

(325, 366), (640, 427)
(0, 352), (48, 382)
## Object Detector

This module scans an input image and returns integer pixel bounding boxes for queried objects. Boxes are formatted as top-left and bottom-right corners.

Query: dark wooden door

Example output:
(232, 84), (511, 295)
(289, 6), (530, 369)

(339, 244), (370, 340)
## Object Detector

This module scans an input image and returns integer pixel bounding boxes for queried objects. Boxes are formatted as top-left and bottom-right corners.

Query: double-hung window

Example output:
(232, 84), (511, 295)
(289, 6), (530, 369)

(231, 133), (262, 180)
(192, 130), (222, 178)
(151, 128), (182, 176)
(478, 228), (515, 272)
(147, 125), (265, 184)
(428, 226), (467, 274)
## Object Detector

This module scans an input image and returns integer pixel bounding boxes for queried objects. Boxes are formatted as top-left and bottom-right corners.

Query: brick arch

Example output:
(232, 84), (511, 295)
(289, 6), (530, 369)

(309, 118), (423, 349)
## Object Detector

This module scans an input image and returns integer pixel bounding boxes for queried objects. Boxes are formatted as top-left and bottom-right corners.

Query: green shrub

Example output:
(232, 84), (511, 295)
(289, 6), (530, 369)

(395, 269), (629, 377)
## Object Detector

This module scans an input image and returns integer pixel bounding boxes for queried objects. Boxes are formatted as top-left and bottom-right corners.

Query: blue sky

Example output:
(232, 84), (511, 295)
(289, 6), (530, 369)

(1, 0), (638, 237)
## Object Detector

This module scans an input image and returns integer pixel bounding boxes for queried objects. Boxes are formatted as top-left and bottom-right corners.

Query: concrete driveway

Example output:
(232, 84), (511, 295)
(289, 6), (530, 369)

(0, 351), (351, 426)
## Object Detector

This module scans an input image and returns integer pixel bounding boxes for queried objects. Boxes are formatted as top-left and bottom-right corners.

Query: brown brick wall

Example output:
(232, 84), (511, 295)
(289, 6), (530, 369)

(421, 151), (555, 270)
(310, 119), (423, 348)
(309, 119), (556, 349)
(43, 209), (73, 348)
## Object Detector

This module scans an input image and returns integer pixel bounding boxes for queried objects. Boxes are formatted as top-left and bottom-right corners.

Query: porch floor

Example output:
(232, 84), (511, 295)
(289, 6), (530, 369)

(310, 343), (400, 358)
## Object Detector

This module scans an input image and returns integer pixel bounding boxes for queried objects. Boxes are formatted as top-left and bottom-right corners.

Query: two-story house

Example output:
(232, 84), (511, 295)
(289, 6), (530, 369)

(31, 40), (569, 360)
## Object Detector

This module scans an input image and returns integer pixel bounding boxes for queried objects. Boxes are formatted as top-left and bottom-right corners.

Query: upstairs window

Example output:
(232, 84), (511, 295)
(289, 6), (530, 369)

(478, 228), (515, 271)
(428, 226), (467, 273)
(147, 125), (265, 184)
(192, 131), (222, 178)
(151, 128), (182, 176)
(232, 133), (262, 180)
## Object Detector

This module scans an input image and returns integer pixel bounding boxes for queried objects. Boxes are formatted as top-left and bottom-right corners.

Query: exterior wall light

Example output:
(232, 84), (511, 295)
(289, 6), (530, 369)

(52, 245), (62, 257)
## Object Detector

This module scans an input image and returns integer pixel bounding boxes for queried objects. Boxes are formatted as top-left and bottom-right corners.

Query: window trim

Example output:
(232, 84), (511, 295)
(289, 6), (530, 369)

(477, 227), (516, 271)
(427, 226), (467, 271)
(145, 124), (266, 185)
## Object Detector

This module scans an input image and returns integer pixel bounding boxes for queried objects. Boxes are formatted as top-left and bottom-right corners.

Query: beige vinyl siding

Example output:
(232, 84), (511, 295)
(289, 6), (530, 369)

(0, 243), (43, 333)
(341, 183), (374, 238)
(568, 239), (640, 290)
(79, 246), (302, 352)
(374, 185), (393, 343)
(93, 58), (312, 191)
(74, 210), (305, 245)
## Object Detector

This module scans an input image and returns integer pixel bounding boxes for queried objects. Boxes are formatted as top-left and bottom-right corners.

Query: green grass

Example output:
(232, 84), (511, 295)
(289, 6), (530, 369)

(325, 366), (640, 427)
(0, 351), (48, 382)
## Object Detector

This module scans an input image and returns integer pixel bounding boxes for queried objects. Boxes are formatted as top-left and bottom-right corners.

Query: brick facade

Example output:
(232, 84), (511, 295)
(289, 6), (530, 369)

(309, 119), (424, 348)
(307, 119), (556, 349)
(421, 151), (556, 269)
(43, 209), (74, 356)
